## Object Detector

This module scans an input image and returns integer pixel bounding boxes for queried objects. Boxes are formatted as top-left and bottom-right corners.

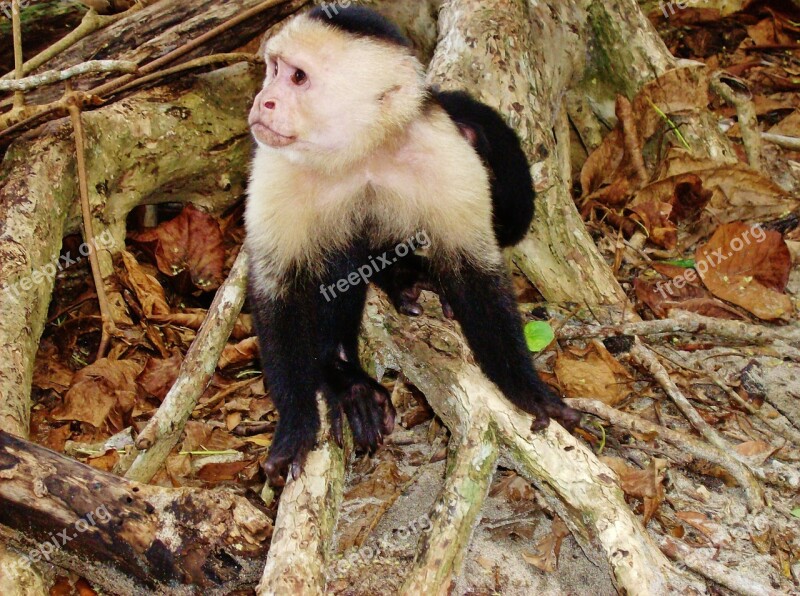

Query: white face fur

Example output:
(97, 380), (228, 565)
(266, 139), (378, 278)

(248, 14), (426, 170)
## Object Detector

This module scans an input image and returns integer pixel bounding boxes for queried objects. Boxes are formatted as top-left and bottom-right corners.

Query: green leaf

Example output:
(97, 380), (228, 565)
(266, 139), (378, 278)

(791, 508), (800, 519)
(660, 258), (695, 268)
(524, 321), (555, 352)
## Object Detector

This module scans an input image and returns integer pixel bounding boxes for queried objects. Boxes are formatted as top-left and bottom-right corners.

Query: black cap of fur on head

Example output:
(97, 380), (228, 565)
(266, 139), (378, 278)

(308, 5), (411, 47)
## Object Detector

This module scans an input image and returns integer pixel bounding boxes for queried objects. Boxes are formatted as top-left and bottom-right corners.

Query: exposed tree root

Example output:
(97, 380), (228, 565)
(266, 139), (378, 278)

(363, 293), (695, 595)
(568, 399), (765, 510)
(126, 251), (249, 483)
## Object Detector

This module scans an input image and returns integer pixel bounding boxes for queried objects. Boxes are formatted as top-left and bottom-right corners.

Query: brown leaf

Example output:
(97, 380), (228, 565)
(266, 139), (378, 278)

(219, 337), (259, 369)
(490, 472), (536, 502)
(129, 204), (225, 291)
(696, 223), (793, 320)
(53, 359), (142, 430)
(675, 510), (731, 546)
(180, 421), (245, 452)
(629, 198), (677, 249)
(555, 344), (633, 406)
(196, 460), (253, 482)
(32, 342), (74, 394)
(119, 250), (170, 316)
(634, 276), (746, 319)
(733, 440), (778, 466)
(601, 457), (667, 524)
(86, 450), (120, 472)
(522, 518), (570, 573)
(137, 351), (182, 401)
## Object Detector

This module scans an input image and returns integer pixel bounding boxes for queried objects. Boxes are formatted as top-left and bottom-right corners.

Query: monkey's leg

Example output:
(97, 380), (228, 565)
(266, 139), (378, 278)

(250, 271), (329, 486)
(318, 253), (395, 452)
(437, 259), (581, 431)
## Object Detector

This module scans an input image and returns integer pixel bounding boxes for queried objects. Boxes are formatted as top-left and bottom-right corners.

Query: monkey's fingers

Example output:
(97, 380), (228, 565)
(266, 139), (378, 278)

(341, 378), (395, 452)
(263, 423), (316, 486)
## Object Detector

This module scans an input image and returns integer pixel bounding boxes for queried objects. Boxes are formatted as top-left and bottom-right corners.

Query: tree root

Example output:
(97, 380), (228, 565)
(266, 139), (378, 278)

(126, 250), (248, 483)
(363, 292), (695, 595)
(568, 399), (765, 510)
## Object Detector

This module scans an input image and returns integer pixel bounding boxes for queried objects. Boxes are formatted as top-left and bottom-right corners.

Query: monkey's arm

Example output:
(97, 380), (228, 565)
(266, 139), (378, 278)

(438, 259), (581, 430)
(249, 272), (327, 485)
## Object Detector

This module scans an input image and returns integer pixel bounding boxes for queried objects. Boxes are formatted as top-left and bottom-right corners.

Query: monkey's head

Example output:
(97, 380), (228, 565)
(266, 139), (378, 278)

(249, 8), (425, 169)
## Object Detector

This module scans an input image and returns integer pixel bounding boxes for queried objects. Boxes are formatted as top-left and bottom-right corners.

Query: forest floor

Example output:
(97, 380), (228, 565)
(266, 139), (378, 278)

(21, 1), (800, 594)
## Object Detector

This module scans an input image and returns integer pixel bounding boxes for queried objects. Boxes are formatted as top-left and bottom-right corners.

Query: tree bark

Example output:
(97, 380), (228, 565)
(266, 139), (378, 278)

(427, 0), (627, 306)
(0, 430), (272, 595)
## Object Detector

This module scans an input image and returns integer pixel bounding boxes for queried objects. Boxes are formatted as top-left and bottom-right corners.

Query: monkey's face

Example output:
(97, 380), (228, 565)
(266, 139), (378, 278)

(248, 15), (425, 167)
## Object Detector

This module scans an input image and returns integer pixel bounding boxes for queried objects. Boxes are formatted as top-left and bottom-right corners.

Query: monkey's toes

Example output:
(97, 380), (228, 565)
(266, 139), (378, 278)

(342, 378), (396, 452)
(263, 423), (316, 486)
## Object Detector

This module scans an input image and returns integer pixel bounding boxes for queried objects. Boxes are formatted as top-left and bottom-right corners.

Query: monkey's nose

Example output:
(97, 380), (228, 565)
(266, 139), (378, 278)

(264, 100), (276, 110)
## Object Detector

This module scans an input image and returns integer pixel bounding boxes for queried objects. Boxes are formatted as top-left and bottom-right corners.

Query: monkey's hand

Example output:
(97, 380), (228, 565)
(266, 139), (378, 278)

(262, 411), (318, 487)
(327, 361), (396, 452)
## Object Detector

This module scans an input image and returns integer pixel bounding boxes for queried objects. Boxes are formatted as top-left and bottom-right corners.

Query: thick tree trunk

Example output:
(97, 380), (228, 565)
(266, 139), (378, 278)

(0, 430), (272, 595)
(428, 0), (627, 306)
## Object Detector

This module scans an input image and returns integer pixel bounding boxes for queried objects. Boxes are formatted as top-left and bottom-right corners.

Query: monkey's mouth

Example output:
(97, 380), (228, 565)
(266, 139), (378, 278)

(250, 122), (296, 147)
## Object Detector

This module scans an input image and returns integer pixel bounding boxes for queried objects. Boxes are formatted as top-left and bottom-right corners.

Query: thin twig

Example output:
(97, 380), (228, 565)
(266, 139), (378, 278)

(11, 0), (24, 109)
(710, 73), (762, 172)
(567, 398), (764, 510)
(0, 60), (138, 92)
(1, 3), (153, 79)
(761, 132), (800, 150)
(653, 345), (800, 446)
(557, 310), (800, 346)
(108, 53), (260, 97)
(66, 95), (117, 360)
(659, 536), (782, 596)
(91, 0), (285, 99)
(0, 0), (283, 136)
(631, 339), (734, 454)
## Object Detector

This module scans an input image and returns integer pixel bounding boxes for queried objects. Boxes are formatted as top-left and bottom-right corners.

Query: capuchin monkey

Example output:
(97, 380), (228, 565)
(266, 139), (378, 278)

(245, 6), (581, 485)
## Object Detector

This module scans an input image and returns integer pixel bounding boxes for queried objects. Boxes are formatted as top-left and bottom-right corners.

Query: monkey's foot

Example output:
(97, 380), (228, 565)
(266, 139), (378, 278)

(262, 415), (318, 487)
(331, 376), (396, 452)
(529, 398), (582, 433)
(389, 283), (455, 319)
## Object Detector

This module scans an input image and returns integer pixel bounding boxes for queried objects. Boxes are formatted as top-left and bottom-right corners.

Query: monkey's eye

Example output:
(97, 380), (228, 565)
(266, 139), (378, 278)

(273, 62), (279, 76)
(291, 69), (307, 85)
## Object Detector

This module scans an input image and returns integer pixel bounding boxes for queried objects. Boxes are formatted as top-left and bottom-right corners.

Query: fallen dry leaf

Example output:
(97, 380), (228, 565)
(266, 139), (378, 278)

(129, 204), (225, 291)
(119, 250), (170, 316)
(696, 222), (793, 320)
(634, 275), (746, 319)
(522, 517), (570, 573)
(675, 510), (732, 547)
(601, 456), (667, 524)
(52, 359), (142, 431)
(137, 351), (182, 401)
(219, 336), (259, 369)
(555, 344), (633, 406)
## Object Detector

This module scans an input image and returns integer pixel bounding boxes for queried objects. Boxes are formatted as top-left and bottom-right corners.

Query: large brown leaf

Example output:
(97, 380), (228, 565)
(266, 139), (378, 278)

(695, 223), (793, 320)
(53, 359), (142, 430)
(130, 204), (225, 291)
